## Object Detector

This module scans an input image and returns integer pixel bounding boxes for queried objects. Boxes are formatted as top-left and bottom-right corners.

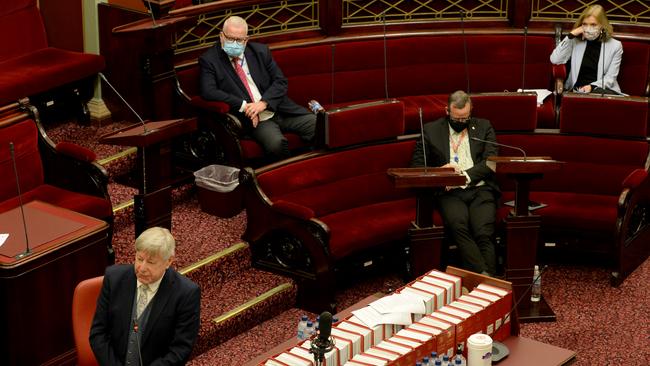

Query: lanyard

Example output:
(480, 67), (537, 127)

(450, 130), (467, 163)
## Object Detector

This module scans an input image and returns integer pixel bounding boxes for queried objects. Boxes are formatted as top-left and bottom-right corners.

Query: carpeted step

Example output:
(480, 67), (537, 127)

(185, 266), (298, 357)
(187, 308), (316, 366)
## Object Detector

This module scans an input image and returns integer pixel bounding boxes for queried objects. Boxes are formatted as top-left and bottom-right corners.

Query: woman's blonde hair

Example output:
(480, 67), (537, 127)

(573, 5), (613, 41)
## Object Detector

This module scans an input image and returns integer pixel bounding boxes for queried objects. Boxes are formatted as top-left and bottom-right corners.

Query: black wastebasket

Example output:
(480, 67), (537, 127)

(194, 165), (243, 218)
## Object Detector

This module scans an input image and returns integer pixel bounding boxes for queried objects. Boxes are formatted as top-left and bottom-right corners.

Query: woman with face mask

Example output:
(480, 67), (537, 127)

(550, 5), (623, 94)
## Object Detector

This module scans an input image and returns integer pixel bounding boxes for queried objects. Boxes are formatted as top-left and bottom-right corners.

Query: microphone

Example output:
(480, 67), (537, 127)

(144, 0), (158, 28)
(133, 319), (144, 366)
(489, 265), (549, 362)
(521, 26), (528, 93)
(98, 72), (148, 194)
(418, 107), (428, 170)
(330, 44), (336, 105)
(600, 28), (606, 97)
(382, 10), (389, 100)
(310, 311), (334, 366)
(9, 142), (32, 259)
(470, 136), (527, 161)
(98, 72), (148, 133)
(460, 10), (470, 93)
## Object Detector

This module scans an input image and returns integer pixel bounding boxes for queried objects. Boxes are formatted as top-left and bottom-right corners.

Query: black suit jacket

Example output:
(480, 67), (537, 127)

(411, 117), (500, 193)
(198, 42), (309, 127)
(89, 265), (201, 366)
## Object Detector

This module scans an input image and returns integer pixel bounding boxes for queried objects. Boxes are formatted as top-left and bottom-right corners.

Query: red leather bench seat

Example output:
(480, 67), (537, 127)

(0, 0), (104, 105)
(0, 48), (105, 105)
(275, 35), (556, 131)
(257, 140), (420, 259)
(497, 133), (649, 237)
(0, 118), (112, 220)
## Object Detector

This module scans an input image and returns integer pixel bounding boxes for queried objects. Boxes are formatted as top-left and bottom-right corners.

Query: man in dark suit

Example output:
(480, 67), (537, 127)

(199, 15), (316, 161)
(411, 91), (499, 276)
(90, 227), (200, 365)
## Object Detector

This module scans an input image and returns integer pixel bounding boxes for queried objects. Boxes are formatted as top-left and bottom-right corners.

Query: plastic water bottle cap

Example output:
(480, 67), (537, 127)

(306, 321), (313, 326)
(301, 315), (308, 321)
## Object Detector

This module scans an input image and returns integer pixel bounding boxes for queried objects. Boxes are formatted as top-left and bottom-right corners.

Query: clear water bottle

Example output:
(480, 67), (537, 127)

(433, 359), (442, 366)
(306, 321), (315, 338)
(422, 356), (430, 366)
(440, 354), (450, 366)
(430, 352), (438, 364)
(453, 345), (466, 366)
(297, 315), (308, 340)
(315, 315), (320, 330)
(531, 264), (542, 302)
(415, 362), (422, 366)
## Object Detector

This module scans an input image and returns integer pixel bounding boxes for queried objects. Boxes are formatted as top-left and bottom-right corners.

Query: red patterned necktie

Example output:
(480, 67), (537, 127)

(232, 57), (254, 101)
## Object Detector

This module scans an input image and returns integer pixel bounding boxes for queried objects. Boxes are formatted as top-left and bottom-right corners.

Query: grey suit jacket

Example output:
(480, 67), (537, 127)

(410, 117), (499, 193)
(550, 35), (623, 94)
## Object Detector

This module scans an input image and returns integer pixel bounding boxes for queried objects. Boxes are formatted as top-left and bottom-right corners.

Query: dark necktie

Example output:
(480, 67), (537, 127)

(232, 57), (254, 101)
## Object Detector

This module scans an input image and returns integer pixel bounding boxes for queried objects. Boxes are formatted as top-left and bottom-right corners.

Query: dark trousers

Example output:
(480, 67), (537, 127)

(437, 185), (497, 275)
(250, 112), (316, 161)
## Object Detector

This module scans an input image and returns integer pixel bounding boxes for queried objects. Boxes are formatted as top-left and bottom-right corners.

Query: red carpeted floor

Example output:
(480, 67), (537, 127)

(46, 119), (650, 365)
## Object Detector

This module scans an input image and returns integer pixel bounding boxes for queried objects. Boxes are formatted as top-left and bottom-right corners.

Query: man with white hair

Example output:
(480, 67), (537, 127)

(90, 227), (200, 365)
(199, 15), (316, 162)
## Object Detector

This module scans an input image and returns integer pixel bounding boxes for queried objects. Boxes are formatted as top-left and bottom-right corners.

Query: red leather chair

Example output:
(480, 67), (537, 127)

(72, 276), (103, 366)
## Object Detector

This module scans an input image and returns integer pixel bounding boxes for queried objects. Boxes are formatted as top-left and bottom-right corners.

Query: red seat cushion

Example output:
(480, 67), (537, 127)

(0, 185), (112, 220)
(0, 48), (105, 105)
(501, 191), (618, 235)
(241, 133), (308, 160)
(322, 198), (416, 260)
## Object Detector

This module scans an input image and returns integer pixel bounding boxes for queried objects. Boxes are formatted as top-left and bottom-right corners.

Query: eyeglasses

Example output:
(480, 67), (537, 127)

(221, 32), (248, 45)
(450, 116), (472, 123)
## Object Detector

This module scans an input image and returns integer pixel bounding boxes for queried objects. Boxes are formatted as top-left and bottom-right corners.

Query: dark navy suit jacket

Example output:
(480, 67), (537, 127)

(89, 264), (200, 366)
(410, 117), (500, 193)
(198, 42), (309, 128)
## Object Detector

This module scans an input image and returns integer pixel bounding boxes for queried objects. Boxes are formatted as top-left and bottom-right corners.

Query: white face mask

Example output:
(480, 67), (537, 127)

(583, 25), (601, 41)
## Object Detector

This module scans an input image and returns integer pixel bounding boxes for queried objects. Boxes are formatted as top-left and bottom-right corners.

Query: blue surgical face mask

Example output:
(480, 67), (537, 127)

(222, 41), (245, 57)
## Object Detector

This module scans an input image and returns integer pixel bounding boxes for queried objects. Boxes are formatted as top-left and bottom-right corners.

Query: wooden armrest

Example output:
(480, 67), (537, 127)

(272, 200), (315, 220)
(189, 96), (230, 114)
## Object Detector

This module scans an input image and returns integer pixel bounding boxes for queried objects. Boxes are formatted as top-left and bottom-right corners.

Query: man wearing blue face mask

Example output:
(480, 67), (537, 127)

(550, 5), (623, 95)
(199, 16), (316, 161)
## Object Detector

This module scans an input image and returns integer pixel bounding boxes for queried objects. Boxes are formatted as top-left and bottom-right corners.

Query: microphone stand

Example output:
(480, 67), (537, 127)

(460, 10), (470, 93)
(521, 26), (528, 93)
(600, 29), (606, 97)
(418, 107), (428, 172)
(9, 142), (31, 259)
(491, 265), (549, 362)
(309, 334), (334, 366)
(98, 72), (149, 195)
(470, 136), (527, 162)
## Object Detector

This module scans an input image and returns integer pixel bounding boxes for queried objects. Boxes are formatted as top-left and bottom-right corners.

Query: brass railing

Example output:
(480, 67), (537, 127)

(531, 0), (650, 25)
(341, 0), (509, 25)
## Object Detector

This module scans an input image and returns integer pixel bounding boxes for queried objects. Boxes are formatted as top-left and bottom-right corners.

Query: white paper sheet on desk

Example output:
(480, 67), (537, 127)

(0, 233), (8, 247)
(352, 306), (412, 328)
(369, 293), (427, 314)
(517, 89), (552, 105)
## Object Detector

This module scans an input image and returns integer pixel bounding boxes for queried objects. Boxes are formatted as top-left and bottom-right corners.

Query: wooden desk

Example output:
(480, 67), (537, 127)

(244, 294), (576, 366)
(499, 336), (575, 365)
(0, 201), (110, 366)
